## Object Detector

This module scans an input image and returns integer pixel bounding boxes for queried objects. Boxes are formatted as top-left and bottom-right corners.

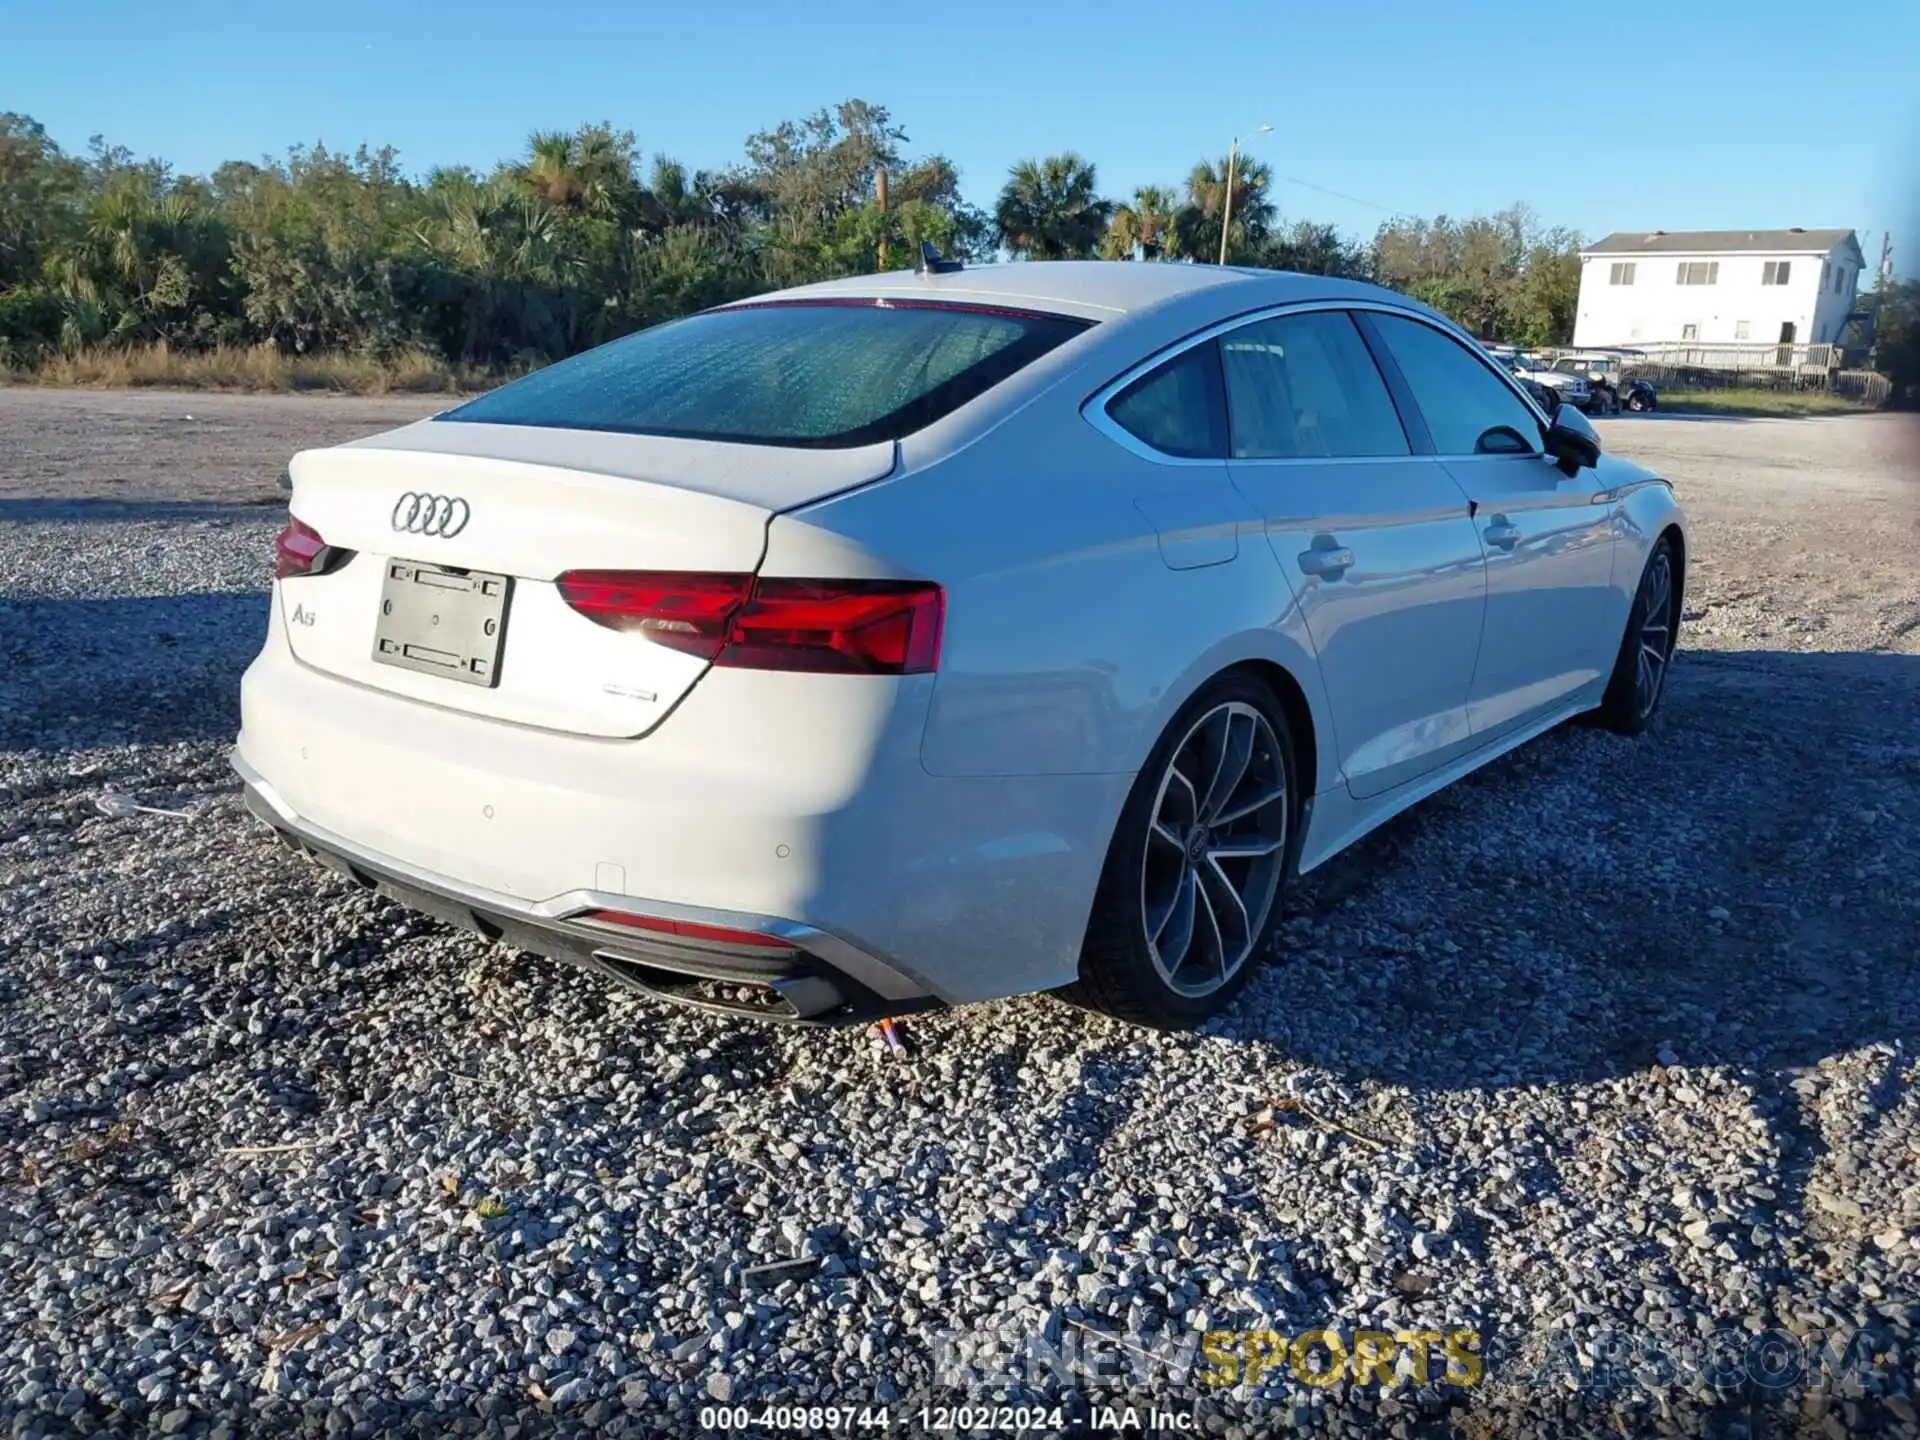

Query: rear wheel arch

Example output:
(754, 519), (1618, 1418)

(1218, 659), (1318, 829)
(1063, 666), (1303, 1027)
(1659, 521), (1687, 616)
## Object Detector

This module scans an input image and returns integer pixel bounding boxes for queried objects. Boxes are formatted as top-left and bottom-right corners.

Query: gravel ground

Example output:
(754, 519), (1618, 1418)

(2, 393), (1918, 1438)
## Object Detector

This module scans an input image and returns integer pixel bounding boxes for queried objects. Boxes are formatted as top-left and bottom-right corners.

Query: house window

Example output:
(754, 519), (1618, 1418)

(1834, 267), (1848, 294)
(1676, 261), (1718, 285)
(1608, 262), (1636, 285)
(1681, 323), (1699, 340)
(1735, 320), (1751, 340)
(1762, 261), (1792, 286)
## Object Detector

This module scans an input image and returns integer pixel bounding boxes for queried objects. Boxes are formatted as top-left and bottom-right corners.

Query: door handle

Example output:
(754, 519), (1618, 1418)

(1484, 518), (1522, 551)
(1297, 544), (1355, 577)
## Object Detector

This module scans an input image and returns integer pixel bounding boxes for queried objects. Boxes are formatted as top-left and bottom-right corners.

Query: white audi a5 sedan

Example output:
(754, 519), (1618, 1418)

(235, 260), (1685, 1028)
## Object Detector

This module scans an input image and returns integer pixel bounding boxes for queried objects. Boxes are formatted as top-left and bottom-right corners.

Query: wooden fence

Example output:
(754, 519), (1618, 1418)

(1596, 342), (1893, 405)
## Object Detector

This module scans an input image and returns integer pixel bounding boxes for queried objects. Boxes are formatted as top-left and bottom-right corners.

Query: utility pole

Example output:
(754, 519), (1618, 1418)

(1219, 143), (1239, 267)
(1218, 124), (1272, 266)
(1878, 231), (1894, 289)
(876, 166), (889, 271)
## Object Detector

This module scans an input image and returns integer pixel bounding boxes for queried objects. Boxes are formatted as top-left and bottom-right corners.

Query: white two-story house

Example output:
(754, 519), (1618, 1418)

(1571, 228), (1865, 351)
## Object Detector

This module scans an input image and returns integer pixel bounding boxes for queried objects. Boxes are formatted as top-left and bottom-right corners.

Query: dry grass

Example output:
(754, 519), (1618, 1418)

(14, 343), (486, 395)
(1654, 387), (1877, 419)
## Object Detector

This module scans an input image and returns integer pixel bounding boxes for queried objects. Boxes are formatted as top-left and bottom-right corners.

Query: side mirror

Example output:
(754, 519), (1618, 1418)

(1544, 402), (1601, 472)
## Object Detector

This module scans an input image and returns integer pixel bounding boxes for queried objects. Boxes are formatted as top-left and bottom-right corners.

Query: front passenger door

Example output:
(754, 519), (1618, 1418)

(1221, 309), (1488, 800)
(1363, 312), (1619, 740)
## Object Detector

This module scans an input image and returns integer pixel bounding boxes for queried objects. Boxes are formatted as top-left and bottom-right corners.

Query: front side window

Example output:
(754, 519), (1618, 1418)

(1609, 261), (1636, 285)
(1105, 342), (1228, 459)
(1681, 323), (1700, 340)
(1367, 312), (1542, 457)
(1219, 311), (1409, 460)
(1676, 261), (1720, 286)
(1736, 320), (1751, 339)
(442, 300), (1091, 448)
(1762, 260), (1792, 286)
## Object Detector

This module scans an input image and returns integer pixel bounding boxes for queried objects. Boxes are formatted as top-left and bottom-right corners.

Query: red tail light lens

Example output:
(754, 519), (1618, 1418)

(582, 909), (797, 951)
(557, 571), (944, 675)
(554, 571), (752, 660)
(274, 518), (328, 579)
(726, 579), (944, 674)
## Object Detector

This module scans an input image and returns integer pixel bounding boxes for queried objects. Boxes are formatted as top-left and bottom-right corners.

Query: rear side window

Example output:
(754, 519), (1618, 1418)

(1105, 342), (1228, 459)
(1220, 311), (1410, 459)
(442, 300), (1091, 449)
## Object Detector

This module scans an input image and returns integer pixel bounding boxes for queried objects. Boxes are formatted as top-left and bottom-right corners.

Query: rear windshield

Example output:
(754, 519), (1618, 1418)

(440, 299), (1092, 448)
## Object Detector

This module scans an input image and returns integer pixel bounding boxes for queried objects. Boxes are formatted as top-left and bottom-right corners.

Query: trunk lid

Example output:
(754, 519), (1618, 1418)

(279, 421), (896, 739)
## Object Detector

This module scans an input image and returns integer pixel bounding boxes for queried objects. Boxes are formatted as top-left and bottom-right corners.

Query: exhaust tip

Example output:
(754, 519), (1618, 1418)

(587, 952), (845, 1020)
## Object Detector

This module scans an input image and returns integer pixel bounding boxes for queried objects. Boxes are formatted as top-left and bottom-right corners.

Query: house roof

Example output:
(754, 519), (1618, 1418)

(1583, 228), (1858, 257)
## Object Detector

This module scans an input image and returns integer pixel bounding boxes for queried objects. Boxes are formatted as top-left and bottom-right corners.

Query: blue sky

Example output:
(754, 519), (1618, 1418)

(6, 0), (1916, 274)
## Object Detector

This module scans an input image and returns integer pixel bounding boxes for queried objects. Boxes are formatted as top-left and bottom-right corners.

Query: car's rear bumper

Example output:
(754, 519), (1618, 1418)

(234, 610), (1130, 1010)
(235, 752), (939, 1025)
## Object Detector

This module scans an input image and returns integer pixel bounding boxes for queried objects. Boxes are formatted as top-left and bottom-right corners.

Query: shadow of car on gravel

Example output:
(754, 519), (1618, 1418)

(0, 591), (268, 751)
(1191, 647), (1918, 1270)
(1215, 647), (1918, 1086)
(0, 496), (287, 524)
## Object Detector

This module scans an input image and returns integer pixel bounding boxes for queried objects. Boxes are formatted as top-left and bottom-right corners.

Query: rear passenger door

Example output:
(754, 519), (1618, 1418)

(1362, 312), (1619, 739)
(1221, 309), (1488, 800)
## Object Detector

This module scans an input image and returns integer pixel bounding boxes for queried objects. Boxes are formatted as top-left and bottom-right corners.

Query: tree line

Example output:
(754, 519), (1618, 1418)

(1, 99), (1909, 395)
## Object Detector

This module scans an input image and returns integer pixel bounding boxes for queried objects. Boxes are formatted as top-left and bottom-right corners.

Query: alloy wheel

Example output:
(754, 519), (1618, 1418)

(1140, 701), (1289, 997)
(1634, 550), (1676, 718)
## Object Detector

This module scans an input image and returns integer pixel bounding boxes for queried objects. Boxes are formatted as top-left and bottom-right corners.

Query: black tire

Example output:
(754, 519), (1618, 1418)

(1628, 390), (1652, 413)
(1592, 535), (1680, 735)
(1058, 672), (1299, 1029)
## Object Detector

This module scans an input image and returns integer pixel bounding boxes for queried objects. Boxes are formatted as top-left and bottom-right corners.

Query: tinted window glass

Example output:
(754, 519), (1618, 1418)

(442, 301), (1090, 449)
(1105, 342), (1227, 459)
(1220, 311), (1409, 459)
(1369, 313), (1543, 456)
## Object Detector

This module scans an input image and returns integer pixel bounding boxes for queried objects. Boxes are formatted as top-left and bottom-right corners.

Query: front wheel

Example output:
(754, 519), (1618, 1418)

(1060, 674), (1297, 1029)
(1592, 536), (1680, 735)
(1627, 389), (1654, 412)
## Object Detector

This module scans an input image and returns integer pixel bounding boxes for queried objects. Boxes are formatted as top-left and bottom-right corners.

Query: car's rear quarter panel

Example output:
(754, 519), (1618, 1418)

(787, 300), (1340, 792)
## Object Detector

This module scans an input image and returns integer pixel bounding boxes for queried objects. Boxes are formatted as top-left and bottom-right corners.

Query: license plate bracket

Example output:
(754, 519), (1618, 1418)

(371, 560), (511, 688)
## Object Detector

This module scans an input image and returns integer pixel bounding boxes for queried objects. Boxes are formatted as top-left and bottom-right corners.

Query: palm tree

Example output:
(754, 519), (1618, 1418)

(1103, 185), (1182, 261)
(1175, 156), (1275, 264)
(995, 154), (1112, 260)
(55, 184), (230, 346)
(518, 128), (634, 218)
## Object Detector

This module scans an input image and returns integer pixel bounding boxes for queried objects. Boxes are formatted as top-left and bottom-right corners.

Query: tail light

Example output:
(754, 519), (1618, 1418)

(557, 571), (944, 675)
(581, 909), (797, 951)
(273, 517), (353, 580)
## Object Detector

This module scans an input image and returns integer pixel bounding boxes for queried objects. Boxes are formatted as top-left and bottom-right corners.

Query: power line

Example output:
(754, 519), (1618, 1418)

(1268, 172), (1397, 214)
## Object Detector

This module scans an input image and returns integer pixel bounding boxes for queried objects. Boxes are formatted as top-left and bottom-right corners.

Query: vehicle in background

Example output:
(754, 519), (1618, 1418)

(1486, 349), (1564, 411)
(1549, 355), (1621, 414)
(1545, 350), (1660, 414)
(1510, 353), (1592, 412)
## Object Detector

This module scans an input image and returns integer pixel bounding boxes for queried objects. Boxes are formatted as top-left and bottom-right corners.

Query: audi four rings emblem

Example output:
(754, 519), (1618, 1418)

(391, 492), (472, 538)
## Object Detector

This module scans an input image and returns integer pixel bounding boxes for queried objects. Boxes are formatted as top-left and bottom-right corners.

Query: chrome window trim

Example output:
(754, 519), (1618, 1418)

(1082, 297), (1553, 466)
